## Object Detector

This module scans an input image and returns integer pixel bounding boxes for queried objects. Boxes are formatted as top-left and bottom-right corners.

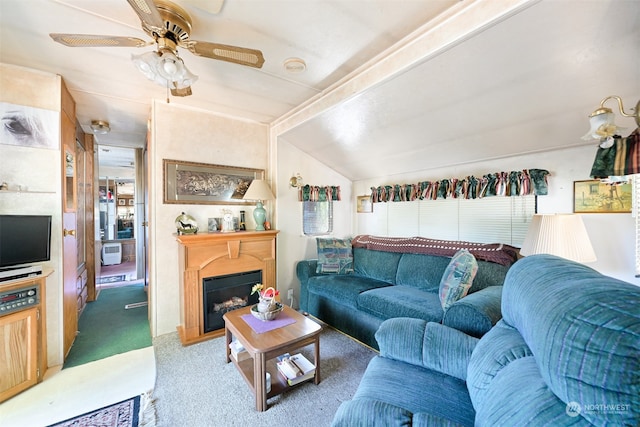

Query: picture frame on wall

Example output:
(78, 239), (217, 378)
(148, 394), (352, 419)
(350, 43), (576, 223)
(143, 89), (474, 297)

(573, 179), (632, 213)
(118, 199), (125, 206)
(163, 159), (264, 205)
(357, 195), (373, 213)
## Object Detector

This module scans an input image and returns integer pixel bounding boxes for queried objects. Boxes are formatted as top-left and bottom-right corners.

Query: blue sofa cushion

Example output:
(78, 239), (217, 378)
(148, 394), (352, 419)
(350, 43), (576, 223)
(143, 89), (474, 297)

(331, 399), (412, 427)
(353, 247), (402, 283)
(474, 356), (572, 426)
(357, 285), (443, 322)
(316, 237), (353, 274)
(395, 253), (451, 291)
(497, 254), (640, 425)
(467, 320), (533, 409)
(306, 274), (391, 309)
(352, 356), (476, 426)
(439, 250), (478, 310)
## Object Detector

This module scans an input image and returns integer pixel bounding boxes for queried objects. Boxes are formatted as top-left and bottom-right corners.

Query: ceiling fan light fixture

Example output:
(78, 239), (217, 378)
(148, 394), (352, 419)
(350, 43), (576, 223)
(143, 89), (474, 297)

(91, 120), (110, 134)
(132, 50), (198, 91)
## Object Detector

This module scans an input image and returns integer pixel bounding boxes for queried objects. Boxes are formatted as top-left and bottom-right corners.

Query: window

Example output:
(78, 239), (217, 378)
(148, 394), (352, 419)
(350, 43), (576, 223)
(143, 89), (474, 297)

(303, 201), (333, 235)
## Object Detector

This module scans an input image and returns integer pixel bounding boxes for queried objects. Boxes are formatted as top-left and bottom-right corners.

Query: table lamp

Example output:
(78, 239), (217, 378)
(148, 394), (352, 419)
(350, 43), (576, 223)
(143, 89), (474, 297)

(520, 214), (596, 263)
(243, 179), (275, 231)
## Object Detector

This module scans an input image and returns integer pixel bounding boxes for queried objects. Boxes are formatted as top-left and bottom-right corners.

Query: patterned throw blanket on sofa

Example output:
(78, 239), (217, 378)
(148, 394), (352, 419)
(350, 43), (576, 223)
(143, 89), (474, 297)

(351, 235), (519, 266)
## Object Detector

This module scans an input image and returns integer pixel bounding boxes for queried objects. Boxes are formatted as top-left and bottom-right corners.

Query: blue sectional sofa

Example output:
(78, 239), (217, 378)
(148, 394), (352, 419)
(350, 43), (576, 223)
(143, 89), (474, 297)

(332, 254), (640, 426)
(296, 235), (518, 349)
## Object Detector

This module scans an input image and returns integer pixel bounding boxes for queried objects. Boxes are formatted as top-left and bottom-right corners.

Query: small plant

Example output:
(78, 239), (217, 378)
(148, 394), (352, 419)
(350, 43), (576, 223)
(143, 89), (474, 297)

(251, 283), (279, 299)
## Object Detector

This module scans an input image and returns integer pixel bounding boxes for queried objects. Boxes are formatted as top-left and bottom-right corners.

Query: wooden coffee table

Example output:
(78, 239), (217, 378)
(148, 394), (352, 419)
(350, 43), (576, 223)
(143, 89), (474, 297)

(223, 305), (322, 411)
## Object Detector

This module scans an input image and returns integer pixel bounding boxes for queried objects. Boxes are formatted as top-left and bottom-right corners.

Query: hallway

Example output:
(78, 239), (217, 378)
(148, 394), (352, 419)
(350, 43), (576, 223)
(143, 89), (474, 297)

(98, 260), (138, 287)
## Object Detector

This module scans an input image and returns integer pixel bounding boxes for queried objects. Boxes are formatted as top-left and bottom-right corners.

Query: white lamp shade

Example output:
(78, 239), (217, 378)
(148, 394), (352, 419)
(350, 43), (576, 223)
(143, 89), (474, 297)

(243, 179), (275, 201)
(581, 111), (625, 141)
(520, 214), (596, 263)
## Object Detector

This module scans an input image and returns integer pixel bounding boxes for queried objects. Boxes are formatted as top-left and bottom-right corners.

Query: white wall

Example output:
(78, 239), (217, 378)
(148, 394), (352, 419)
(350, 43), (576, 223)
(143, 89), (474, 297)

(274, 138), (353, 306)
(147, 101), (269, 337)
(354, 144), (638, 286)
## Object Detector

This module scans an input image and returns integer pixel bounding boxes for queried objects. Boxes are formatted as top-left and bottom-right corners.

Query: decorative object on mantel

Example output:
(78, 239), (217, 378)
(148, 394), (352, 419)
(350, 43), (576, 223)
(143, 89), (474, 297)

(298, 185), (341, 202)
(369, 168), (549, 203)
(175, 212), (198, 234)
(520, 214), (596, 263)
(243, 179), (275, 231)
(221, 210), (235, 232)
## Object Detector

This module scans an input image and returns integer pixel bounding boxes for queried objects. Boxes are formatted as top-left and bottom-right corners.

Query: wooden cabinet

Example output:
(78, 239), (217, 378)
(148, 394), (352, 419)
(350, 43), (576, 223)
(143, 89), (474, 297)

(0, 273), (49, 403)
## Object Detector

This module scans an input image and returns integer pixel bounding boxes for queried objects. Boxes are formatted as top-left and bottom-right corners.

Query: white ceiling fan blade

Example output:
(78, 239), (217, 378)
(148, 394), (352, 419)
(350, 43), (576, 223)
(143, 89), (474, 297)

(182, 0), (225, 14)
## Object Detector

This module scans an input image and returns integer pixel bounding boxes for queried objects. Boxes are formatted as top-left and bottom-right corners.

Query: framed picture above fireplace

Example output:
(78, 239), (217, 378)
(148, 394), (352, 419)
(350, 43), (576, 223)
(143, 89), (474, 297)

(163, 159), (264, 205)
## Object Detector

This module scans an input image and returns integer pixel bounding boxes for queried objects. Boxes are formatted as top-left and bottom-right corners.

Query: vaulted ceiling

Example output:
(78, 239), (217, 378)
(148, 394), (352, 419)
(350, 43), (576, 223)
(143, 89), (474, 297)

(1, 0), (638, 180)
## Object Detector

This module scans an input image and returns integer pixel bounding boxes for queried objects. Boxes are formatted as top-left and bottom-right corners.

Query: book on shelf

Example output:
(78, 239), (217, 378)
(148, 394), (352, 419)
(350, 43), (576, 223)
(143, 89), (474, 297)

(276, 353), (315, 386)
(229, 340), (249, 362)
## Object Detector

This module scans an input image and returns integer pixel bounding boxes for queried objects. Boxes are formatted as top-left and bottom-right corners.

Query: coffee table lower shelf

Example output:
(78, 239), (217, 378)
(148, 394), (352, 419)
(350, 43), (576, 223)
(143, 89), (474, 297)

(231, 356), (315, 399)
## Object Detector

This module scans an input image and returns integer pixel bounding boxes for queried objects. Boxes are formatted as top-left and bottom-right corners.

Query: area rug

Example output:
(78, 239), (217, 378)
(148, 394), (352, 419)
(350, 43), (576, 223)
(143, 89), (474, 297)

(48, 391), (156, 427)
(98, 275), (127, 284)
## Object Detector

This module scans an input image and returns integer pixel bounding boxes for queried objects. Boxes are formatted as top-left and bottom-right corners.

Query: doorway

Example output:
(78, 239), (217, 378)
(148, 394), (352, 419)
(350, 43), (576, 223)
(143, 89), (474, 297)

(96, 146), (145, 288)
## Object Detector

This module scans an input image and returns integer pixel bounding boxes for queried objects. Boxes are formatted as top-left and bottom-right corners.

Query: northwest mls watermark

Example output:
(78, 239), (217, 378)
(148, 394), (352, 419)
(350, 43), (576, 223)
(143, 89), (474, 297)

(566, 401), (632, 417)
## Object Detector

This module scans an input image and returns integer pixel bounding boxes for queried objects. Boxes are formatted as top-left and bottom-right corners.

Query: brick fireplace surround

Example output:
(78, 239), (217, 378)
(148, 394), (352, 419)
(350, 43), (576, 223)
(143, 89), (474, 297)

(176, 230), (279, 345)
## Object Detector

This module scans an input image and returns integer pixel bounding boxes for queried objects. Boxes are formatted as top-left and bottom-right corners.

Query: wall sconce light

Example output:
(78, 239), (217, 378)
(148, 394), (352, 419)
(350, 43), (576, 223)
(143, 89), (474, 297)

(582, 96), (640, 144)
(289, 173), (304, 188)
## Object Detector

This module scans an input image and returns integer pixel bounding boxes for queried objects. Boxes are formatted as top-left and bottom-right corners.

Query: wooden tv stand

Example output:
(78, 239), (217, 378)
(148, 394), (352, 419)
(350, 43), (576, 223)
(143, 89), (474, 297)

(0, 270), (52, 402)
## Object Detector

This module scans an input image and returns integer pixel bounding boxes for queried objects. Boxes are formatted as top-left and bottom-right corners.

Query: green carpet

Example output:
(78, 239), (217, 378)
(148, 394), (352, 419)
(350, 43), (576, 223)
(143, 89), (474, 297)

(64, 284), (152, 369)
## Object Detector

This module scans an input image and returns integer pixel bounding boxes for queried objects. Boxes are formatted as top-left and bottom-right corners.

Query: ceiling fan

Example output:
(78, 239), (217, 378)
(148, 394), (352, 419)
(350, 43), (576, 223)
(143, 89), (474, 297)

(50, 0), (265, 97)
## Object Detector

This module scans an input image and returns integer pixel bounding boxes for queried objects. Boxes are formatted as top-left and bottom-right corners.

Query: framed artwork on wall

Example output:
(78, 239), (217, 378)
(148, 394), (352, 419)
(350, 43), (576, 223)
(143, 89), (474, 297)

(573, 180), (632, 213)
(163, 159), (264, 205)
(357, 195), (373, 213)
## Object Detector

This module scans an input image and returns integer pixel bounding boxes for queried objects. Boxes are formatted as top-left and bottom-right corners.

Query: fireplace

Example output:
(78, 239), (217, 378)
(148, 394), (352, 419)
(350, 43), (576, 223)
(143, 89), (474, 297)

(176, 230), (278, 345)
(203, 270), (262, 333)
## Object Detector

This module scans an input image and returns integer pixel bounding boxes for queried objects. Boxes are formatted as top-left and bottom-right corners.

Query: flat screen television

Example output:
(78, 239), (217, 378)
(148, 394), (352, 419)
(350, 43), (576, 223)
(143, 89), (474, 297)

(0, 215), (52, 269)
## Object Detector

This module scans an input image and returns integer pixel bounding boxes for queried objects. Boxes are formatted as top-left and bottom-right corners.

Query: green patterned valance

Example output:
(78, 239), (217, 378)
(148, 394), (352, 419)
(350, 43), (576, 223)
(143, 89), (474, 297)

(591, 128), (639, 178)
(298, 185), (342, 202)
(370, 168), (549, 203)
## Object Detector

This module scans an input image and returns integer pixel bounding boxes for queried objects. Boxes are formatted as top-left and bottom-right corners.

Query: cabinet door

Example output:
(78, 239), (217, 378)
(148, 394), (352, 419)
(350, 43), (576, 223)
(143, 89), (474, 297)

(0, 308), (38, 403)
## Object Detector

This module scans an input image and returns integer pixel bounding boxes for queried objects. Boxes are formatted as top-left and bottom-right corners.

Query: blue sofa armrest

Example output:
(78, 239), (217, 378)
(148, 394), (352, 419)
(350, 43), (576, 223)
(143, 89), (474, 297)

(296, 259), (319, 312)
(443, 285), (502, 338)
(375, 318), (478, 380)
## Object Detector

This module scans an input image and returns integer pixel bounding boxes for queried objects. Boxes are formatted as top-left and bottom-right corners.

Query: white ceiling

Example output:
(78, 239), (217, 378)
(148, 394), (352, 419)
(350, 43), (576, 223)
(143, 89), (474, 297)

(1, 0), (638, 180)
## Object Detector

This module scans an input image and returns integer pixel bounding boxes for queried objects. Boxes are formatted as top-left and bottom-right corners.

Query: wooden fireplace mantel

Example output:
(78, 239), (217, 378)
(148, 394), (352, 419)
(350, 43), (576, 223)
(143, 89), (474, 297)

(176, 230), (279, 345)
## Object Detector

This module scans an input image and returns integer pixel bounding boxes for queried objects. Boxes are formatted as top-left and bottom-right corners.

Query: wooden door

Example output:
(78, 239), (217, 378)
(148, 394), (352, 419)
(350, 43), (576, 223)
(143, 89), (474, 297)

(61, 93), (78, 358)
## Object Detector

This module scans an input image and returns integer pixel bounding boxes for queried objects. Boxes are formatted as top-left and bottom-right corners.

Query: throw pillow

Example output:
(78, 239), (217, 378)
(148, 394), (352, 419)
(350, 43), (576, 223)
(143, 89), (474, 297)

(439, 249), (478, 310)
(316, 237), (353, 274)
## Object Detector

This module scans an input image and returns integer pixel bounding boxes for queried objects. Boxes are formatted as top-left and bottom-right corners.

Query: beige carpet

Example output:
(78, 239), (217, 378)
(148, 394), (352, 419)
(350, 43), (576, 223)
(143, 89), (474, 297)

(152, 325), (377, 426)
